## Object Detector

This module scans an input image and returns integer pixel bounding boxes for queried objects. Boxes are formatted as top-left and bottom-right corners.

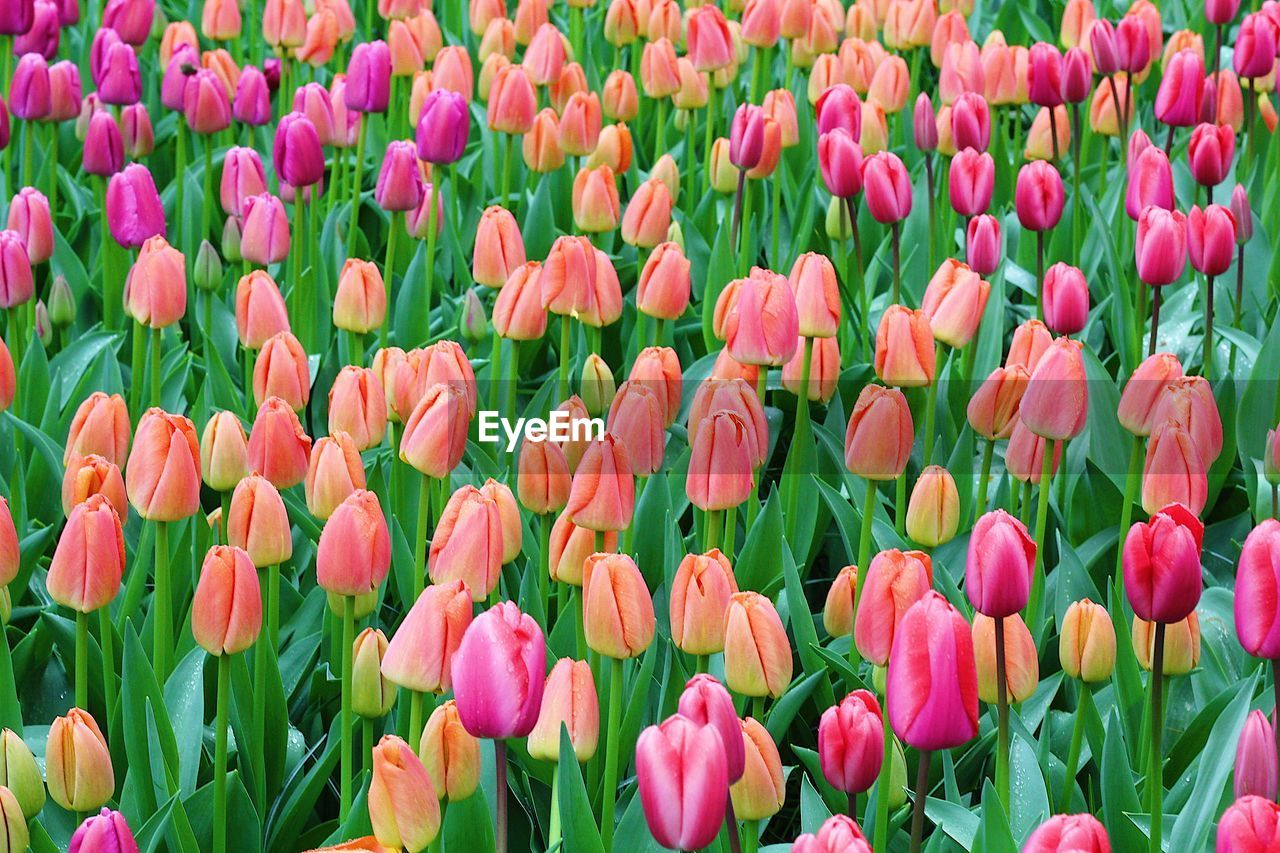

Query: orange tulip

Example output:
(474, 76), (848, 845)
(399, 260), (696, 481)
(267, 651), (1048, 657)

(419, 700), (480, 800)
(64, 392), (131, 467)
(227, 473), (292, 567)
(61, 454), (127, 519)
(247, 397), (313, 490)
(844, 384), (914, 480)
(381, 580), (473, 693)
(429, 486), (504, 600)
(253, 331), (311, 411)
(317, 490), (392, 596)
(583, 552), (656, 659)
(566, 435), (634, 531)
(45, 709), (114, 813)
(724, 592), (793, 697)
(305, 433), (366, 520)
(47, 495), (126, 613)
(329, 366), (389, 451)
(192, 545), (262, 655)
(126, 409), (202, 521)
(670, 550), (739, 655)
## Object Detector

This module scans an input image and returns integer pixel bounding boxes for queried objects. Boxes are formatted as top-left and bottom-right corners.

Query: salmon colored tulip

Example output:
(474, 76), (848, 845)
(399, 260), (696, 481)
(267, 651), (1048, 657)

(419, 700), (480, 801)
(64, 392), (130, 467)
(972, 612), (1039, 703)
(192, 545), (262, 655)
(381, 580), (472, 694)
(527, 658), (599, 762)
(583, 552), (655, 659)
(316, 490), (392, 596)
(429, 486), (504, 600)
(227, 473), (292, 568)
(126, 409), (201, 521)
(47, 495), (125, 613)
(305, 433), (366, 521)
(46, 709), (114, 813)
(724, 591), (793, 697)
(247, 397), (312, 490)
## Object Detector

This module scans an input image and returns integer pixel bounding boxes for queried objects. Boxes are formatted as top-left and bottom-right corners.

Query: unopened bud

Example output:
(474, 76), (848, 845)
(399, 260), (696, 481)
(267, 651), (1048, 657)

(195, 240), (224, 292)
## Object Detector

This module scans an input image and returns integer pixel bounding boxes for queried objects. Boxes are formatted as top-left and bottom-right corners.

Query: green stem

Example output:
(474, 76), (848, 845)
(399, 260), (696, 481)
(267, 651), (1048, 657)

(500, 133), (514, 210)
(923, 345), (946, 465)
(1149, 622), (1165, 853)
(1114, 436), (1141, 596)
(995, 615), (1011, 807)
(894, 475), (906, 539)
(409, 690), (425, 753)
(975, 438), (995, 524)
(873, 691), (893, 852)
(414, 474), (432, 600)
(1027, 440), (1058, 623)
(784, 338), (814, 544)
(381, 212), (398, 349)
(75, 610), (88, 709)
(705, 508), (722, 553)
(548, 771), (562, 851)
(346, 117), (368, 257)
(150, 326), (162, 407)
(770, 166), (783, 266)
(1058, 684), (1091, 813)
(424, 189), (439, 334)
(202, 136), (214, 248)
(702, 83), (717, 192)
(341, 595), (355, 814)
(129, 319), (145, 420)
(723, 505), (736, 558)
(908, 750), (931, 853)
(852, 478), (876, 671)
(252, 568), (269, 812)
(738, 176), (755, 275)
(213, 652), (231, 853)
(154, 521), (170, 681)
(558, 315), (572, 400)
(600, 658), (624, 851)
(99, 608), (116, 718)
(1203, 274), (1215, 379)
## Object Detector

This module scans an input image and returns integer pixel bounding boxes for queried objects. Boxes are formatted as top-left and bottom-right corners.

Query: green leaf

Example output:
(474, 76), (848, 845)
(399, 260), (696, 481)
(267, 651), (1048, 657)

(558, 726), (605, 853)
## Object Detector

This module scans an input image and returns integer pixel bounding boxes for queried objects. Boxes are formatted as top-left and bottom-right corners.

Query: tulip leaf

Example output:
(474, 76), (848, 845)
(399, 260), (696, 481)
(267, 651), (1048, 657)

(779, 539), (836, 710)
(736, 489), (785, 593)
(558, 726), (605, 853)
(974, 779), (1019, 853)
(1167, 671), (1257, 851)
(1100, 707), (1146, 851)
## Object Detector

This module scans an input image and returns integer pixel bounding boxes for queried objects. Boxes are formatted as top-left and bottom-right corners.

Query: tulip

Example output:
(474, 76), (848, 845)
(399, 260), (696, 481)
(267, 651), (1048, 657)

(369, 736), (440, 852)
(517, 437), (571, 517)
(1124, 501), (1204, 624)
(566, 434), (634, 531)
(428, 486), (503, 601)
(1235, 710), (1279, 800)
(527, 658), (599, 762)
(6, 189), (51, 267)
(240, 194), (291, 267)
(47, 493), (125, 614)
(61, 454), (127, 519)
(949, 148), (994, 217)
(887, 588), (979, 796)
(1234, 520), (1280, 659)
(198, 411), (248, 494)
(818, 690), (884, 794)
(64, 392), (131, 466)
(669, 550), (738, 656)
(724, 591), (793, 698)
(921, 259), (990, 349)
(1157, 49), (1206, 128)
(687, 410), (756, 513)
(273, 112), (326, 190)
(852, 550), (932, 666)
(399, 383), (469, 479)
(972, 612), (1039, 703)
(316, 490), (391, 598)
(905, 466), (960, 547)
(192, 545), (261, 656)
(1188, 123), (1235, 189)
(731, 716), (784, 821)
(82, 110), (124, 177)
(1059, 599), (1117, 682)
(966, 213), (1002, 275)
(874, 305), (935, 388)
(304, 433), (365, 521)
(1235, 14), (1276, 81)
(46, 709), (114, 813)
(1042, 262), (1090, 335)
(350, 628), (395, 720)
(126, 409), (201, 522)
(1132, 613), (1201, 674)
(69, 808), (140, 853)
(106, 164), (166, 248)
(861, 151), (913, 228)
(635, 714), (728, 852)
(628, 346), (682, 426)
(844, 383), (914, 481)
(1021, 336), (1088, 442)
(602, 70), (639, 122)
(451, 600), (546, 740)
(604, 382), (663, 476)
(382, 580), (472, 697)
(818, 129), (864, 199)
(964, 509), (1037, 618)
(1015, 160), (1066, 232)
(548, 511), (616, 586)
(1217, 796), (1280, 851)
(419, 701), (480, 801)
(227, 473), (291, 568)
(1023, 815), (1111, 852)
(124, 236), (187, 329)
(1117, 352), (1184, 436)
(345, 40), (392, 113)
(374, 141), (424, 214)
(471, 206), (526, 290)
(1141, 420), (1208, 514)
(621, 177), (673, 249)
(822, 564), (860, 640)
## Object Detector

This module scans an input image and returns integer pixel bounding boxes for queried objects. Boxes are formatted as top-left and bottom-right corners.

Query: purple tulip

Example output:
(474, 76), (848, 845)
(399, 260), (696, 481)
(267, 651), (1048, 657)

(84, 110), (125, 177)
(97, 41), (142, 106)
(106, 163), (166, 248)
(0, 0), (34, 34)
(233, 66), (272, 126)
(14, 0), (59, 59)
(344, 40), (391, 114)
(416, 89), (469, 165)
(101, 0), (153, 45)
(374, 140), (424, 212)
(272, 111), (325, 188)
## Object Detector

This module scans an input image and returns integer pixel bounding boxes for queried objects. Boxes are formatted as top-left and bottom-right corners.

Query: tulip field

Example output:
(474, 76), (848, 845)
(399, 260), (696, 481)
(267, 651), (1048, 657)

(9, 0), (1280, 850)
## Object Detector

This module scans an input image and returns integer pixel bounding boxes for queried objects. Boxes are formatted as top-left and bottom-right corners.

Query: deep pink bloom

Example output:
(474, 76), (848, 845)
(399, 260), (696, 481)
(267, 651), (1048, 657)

(965, 509), (1037, 618)
(1187, 204), (1237, 277)
(1042, 262), (1089, 335)
(1015, 161), (1065, 231)
(106, 164), (166, 248)
(1123, 502), (1204, 623)
(1235, 519), (1280, 659)
(636, 714), (728, 852)
(818, 690), (884, 794)
(416, 89), (469, 165)
(861, 152), (912, 224)
(450, 601), (546, 739)
(886, 591), (979, 751)
(677, 674), (745, 782)
(272, 111), (325, 188)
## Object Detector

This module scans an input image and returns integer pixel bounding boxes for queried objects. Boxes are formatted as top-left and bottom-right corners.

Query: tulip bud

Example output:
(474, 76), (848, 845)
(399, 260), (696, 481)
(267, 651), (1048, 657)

(227, 474), (291, 567)
(566, 435), (634, 531)
(819, 689), (884, 794)
(1217, 795), (1280, 851)
(46, 709), (114, 813)
(725, 592), (793, 697)
(635, 715), (728, 853)
(0, 730), (44, 820)
(305, 433), (366, 521)
(1023, 814), (1111, 853)
(527, 658), (599, 763)
(905, 466), (960, 547)
(972, 612), (1040, 703)
(1059, 598), (1116, 682)
(65, 392), (131, 467)
(887, 591), (979, 750)
(419, 700), (480, 801)
(583, 552), (656, 659)
(1123, 502), (1203, 624)
(0, 788), (27, 853)
(200, 410), (249, 493)
(874, 305), (935, 388)
(351, 628), (395, 719)
(450, 601), (546, 738)
(192, 545), (262, 655)
(730, 716), (784, 820)
(1015, 160), (1066, 231)
(844, 384), (913, 480)
(369, 735), (440, 852)
(316, 491), (392, 596)
(1142, 421), (1208, 515)
(1133, 612), (1201, 674)
(1235, 710), (1278, 800)
(48, 274), (75, 328)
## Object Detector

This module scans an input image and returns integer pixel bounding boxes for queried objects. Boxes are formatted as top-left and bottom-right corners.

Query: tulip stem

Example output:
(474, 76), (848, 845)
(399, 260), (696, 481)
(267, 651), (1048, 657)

(908, 750), (931, 853)
(994, 615), (1011, 808)
(75, 609), (88, 710)
(655, 98), (667, 161)
(99, 607), (116, 719)
(894, 475), (906, 539)
(363, 717), (374, 774)
(500, 133), (515, 212)
(1149, 285), (1162, 356)
(213, 652), (231, 853)
(154, 520), (170, 681)
(340, 594), (355, 815)
(409, 690), (424, 754)
(770, 167), (783, 266)
(852, 477), (877, 672)
(725, 796), (742, 853)
(845, 197), (867, 361)
(783, 337), (814, 545)
(873, 693), (893, 853)
(202, 136), (214, 251)
(705, 508), (721, 553)
(1058, 683), (1091, 813)
(975, 438), (995, 523)
(558, 315), (572, 401)
(1035, 231), (1045, 319)
(346, 116), (368, 257)
(381, 213), (399, 350)
(1231, 244), (1245, 374)
(252, 568), (271, 813)
(539, 514), (551, 627)
(548, 771), (562, 850)
(414, 474), (432, 600)
(600, 658), (624, 852)
(496, 740), (509, 853)
(922, 344), (945, 466)
(129, 319), (145, 419)
(151, 327), (163, 407)
(1203, 274), (1215, 379)
(1027, 441), (1057, 625)
(890, 222), (901, 306)
(1148, 622), (1165, 853)
(723, 506), (737, 558)
(703, 83), (717, 192)
(424, 187), (440, 333)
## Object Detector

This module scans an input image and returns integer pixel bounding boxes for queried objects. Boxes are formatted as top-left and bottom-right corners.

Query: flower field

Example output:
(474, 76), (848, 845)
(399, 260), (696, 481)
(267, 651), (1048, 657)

(0, 0), (1279, 850)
